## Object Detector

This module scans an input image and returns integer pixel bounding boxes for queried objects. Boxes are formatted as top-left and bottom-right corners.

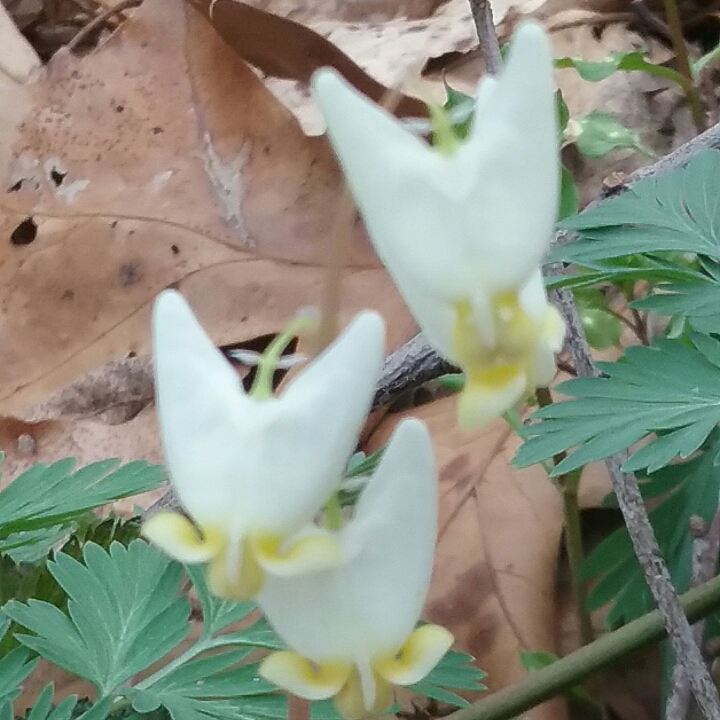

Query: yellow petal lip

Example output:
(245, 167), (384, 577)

(260, 651), (351, 700)
(206, 537), (266, 601)
(376, 625), (454, 686)
(334, 669), (393, 720)
(457, 367), (527, 429)
(142, 511), (224, 564)
(252, 530), (342, 577)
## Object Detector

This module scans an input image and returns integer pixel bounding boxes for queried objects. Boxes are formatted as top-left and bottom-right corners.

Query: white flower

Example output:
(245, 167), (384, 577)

(258, 418), (453, 720)
(312, 21), (566, 429)
(143, 290), (385, 600)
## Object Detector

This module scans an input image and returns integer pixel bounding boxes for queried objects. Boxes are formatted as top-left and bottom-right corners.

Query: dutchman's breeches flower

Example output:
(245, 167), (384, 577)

(258, 419), (453, 720)
(143, 290), (385, 600)
(312, 21), (566, 429)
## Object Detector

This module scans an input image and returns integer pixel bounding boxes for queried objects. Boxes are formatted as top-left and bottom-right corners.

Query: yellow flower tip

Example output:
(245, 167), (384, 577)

(206, 537), (266, 601)
(252, 530), (342, 577)
(334, 668), (393, 720)
(542, 305), (566, 353)
(376, 625), (454, 686)
(457, 366), (527, 429)
(260, 651), (351, 701)
(142, 511), (224, 564)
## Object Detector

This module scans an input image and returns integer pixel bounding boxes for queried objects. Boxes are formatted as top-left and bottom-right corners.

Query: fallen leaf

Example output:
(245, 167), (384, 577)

(366, 396), (567, 720)
(0, 0), (414, 415)
(185, 0), (427, 117)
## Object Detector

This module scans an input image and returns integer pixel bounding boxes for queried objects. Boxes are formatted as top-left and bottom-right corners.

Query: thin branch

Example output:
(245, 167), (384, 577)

(65, 0), (141, 52)
(536, 386), (593, 646)
(659, 0), (706, 132)
(666, 510), (720, 720)
(603, 455), (720, 720)
(555, 265), (720, 718)
(445, 572), (720, 720)
(467, 0), (502, 75)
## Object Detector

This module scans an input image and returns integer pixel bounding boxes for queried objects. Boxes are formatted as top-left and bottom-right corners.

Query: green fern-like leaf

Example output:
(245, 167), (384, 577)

(514, 333), (720, 475)
(554, 149), (720, 264)
(581, 439), (720, 625)
(4, 541), (190, 697)
(0, 458), (163, 544)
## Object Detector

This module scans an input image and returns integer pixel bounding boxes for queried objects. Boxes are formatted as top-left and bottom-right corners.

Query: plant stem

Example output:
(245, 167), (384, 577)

(467, 0), (502, 75)
(445, 571), (720, 720)
(535, 386), (594, 646)
(562, 471), (594, 644)
(660, 0), (706, 132)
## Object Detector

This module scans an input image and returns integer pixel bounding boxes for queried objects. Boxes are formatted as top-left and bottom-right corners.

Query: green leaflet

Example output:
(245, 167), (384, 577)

(410, 648), (486, 707)
(2, 536), (485, 720)
(515, 333), (720, 474)
(581, 440), (720, 626)
(553, 149), (720, 264)
(14, 685), (77, 720)
(0, 456), (163, 544)
(554, 48), (684, 85)
(630, 258), (720, 334)
(4, 541), (191, 697)
(569, 111), (653, 159)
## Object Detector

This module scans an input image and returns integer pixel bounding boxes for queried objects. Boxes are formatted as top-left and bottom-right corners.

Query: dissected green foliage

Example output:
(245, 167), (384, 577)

(582, 437), (720, 626)
(0, 455), (162, 549)
(2, 540), (483, 720)
(516, 147), (720, 637)
(515, 333), (720, 475)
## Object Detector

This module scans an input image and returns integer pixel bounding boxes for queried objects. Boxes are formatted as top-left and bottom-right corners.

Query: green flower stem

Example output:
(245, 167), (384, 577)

(251, 314), (312, 399)
(324, 492), (344, 531)
(694, 40), (720, 77)
(562, 469), (594, 644)
(447, 571), (720, 720)
(660, 0), (705, 132)
(535, 386), (594, 647)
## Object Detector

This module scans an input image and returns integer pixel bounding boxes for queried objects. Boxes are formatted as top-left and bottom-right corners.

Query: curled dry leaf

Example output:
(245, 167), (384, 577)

(184, 0), (427, 117)
(366, 396), (567, 720)
(0, 0), (414, 416)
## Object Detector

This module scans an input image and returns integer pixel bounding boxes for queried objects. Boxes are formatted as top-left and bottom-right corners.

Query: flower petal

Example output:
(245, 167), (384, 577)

(457, 369), (527, 429)
(142, 511), (224, 563)
(206, 535), (265, 600)
(376, 624), (454, 686)
(517, 270), (550, 325)
(314, 23), (557, 296)
(152, 290), (249, 527)
(258, 563), (361, 662)
(336, 418), (438, 652)
(252, 527), (342, 576)
(334, 669), (393, 720)
(542, 305), (567, 353)
(531, 307), (565, 387)
(384, 269), (458, 363)
(312, 69), (468, 299)
(260, 652), (351, 700)
(245, 311), (384, 533)
(257, 419), (438, 664)
(463, 21), (559, 288)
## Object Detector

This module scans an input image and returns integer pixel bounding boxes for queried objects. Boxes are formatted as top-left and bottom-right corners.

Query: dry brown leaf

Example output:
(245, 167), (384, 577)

(366, 396), (567, 720)
(0, 0), (414, 415)
(185, 0), (427, 117)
